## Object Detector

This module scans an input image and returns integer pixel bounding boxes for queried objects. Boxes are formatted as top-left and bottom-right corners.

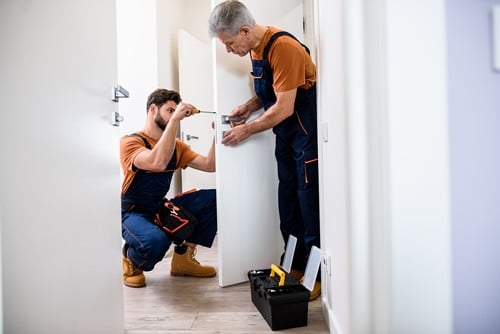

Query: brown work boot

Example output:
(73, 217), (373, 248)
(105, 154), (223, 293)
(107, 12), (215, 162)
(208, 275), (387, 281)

(122, 256), (146, 288)
(294, 271), (321, 301)
(170, 245), (216, 278)
(289, 268), (304, 281)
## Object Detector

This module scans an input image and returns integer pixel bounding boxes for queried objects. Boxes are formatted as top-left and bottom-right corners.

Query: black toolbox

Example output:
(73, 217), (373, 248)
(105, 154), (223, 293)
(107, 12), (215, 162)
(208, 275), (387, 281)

(248, 264), (310, 331)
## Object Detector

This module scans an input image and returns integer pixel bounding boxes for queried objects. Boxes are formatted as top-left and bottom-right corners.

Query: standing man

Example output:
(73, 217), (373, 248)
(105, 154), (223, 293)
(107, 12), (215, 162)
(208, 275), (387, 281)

(209, 0), (320, 300)
(120, 88), (217, 288)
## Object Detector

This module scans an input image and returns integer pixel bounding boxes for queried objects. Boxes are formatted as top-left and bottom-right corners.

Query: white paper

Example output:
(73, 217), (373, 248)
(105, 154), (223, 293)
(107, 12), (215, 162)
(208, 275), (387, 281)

(281, 235), (297, 273)
(302, 246), (322, 291)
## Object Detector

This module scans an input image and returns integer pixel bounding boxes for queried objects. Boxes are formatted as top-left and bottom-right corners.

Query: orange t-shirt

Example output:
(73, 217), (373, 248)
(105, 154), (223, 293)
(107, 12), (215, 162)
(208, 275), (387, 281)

(251, 26), (316, 92)
(120, 131), (198, 196)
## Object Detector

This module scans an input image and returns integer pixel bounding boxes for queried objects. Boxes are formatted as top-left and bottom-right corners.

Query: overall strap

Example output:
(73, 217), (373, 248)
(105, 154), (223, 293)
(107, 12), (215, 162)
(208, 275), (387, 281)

(262, 31), (310, 62)
(127, 132), (177, 172)
(128, 133), (151, 149)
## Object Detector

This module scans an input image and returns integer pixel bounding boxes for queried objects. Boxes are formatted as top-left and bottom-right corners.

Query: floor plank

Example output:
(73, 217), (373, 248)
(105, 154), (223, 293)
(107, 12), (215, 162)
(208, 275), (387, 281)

(124, 238), (330, 333)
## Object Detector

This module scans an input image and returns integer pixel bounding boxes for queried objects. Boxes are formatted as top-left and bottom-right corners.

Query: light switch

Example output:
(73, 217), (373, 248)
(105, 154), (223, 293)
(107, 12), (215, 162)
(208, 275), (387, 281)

(322, 122), (328, 142)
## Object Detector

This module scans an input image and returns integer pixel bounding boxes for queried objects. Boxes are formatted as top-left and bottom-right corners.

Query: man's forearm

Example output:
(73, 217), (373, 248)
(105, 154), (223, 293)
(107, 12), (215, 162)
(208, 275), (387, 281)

(207, 137), (216, 171)
(245, 96), (262, 113)
(149, 119), (179, 167)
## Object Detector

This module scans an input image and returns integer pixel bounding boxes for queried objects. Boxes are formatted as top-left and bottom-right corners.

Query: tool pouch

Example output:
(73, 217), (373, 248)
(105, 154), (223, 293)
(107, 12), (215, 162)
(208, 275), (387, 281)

(154, 198), (198, 245)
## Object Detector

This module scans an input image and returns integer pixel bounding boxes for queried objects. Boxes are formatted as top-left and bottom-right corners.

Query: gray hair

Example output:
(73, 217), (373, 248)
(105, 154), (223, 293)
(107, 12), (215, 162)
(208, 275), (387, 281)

(208, 0), (255, 37)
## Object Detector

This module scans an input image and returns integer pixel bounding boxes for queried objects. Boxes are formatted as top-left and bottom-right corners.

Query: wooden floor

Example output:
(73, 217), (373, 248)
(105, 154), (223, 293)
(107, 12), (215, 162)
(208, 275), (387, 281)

(123, 238), (330, 333)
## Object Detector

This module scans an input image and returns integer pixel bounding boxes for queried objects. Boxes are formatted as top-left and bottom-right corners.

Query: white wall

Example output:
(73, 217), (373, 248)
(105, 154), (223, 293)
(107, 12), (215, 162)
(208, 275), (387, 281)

(116, 0), (159, 136)
(156, 0), (183, 90)
(156, 0), (211, 90)
(0, 207), (2, 334)
(315, 0), (352, 332)
(447, 1), (500, 332)
(318, 0), (452, 333)
(384, 1), (451, 332)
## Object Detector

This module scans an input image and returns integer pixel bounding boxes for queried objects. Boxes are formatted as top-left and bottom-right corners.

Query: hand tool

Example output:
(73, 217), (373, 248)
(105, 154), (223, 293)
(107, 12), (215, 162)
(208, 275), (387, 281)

(193, 108), (215, 114)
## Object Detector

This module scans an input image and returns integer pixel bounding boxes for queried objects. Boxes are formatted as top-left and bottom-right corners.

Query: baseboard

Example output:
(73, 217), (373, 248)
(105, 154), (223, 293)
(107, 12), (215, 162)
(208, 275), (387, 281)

(322, 297), (344, 334)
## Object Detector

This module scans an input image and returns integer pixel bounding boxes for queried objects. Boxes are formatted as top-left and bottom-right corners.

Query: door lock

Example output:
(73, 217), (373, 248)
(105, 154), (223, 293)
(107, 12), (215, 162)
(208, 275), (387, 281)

(221, 115), (245, 124)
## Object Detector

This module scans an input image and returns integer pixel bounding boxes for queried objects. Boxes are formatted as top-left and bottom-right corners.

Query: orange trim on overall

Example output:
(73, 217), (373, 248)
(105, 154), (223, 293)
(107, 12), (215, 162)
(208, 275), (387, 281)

(175, 188), (197, 198)
(295, 111), (309, 135)
(304, 157), (318, 184)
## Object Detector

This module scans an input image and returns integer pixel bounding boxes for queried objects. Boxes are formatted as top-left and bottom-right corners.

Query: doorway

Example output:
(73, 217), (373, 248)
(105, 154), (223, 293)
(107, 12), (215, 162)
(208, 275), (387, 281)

(115, 0), (306, 285)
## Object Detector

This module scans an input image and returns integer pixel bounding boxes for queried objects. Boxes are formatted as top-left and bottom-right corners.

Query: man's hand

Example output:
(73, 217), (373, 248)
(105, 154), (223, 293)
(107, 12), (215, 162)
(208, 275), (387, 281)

(221, 124), (251, 146)
(228, 104), (252, 127)
(172, 102), (196, 121)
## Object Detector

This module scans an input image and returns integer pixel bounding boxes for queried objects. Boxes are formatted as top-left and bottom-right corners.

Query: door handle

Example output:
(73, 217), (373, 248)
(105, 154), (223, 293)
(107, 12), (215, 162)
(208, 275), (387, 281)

(186, 134), (199, 141)
(111, 85), (129, 102)
(221, 115), (245, 124)
(111, 111), (124, 126)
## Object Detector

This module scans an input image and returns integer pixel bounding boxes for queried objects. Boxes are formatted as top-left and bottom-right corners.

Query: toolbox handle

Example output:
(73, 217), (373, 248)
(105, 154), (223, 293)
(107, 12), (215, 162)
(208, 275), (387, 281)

(270, 264), (286, 286)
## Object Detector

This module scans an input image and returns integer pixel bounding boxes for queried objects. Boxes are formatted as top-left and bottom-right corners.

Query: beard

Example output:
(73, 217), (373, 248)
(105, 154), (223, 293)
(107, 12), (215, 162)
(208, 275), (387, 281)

(154, 113), (167, 130)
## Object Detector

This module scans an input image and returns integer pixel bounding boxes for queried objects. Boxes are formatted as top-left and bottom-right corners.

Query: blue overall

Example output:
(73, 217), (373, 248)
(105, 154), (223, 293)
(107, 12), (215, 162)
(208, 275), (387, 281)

(251, 32), (320, 275)
(121, 134), (217, 271)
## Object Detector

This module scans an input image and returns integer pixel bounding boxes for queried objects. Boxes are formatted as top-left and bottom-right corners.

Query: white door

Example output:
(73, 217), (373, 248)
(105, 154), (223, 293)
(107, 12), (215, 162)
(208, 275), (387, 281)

(179, 29), (217, 192)
(212, 0), (305, 286)
(0, 1), (124, 333)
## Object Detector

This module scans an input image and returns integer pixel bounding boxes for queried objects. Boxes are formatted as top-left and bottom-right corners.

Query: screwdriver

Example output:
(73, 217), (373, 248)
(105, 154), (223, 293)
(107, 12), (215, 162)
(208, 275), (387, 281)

(193, 108), (215, 114)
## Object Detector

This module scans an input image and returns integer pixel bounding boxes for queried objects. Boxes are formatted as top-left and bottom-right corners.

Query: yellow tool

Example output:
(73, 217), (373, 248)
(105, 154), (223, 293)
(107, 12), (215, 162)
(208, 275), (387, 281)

(270, 264), (286, 286)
